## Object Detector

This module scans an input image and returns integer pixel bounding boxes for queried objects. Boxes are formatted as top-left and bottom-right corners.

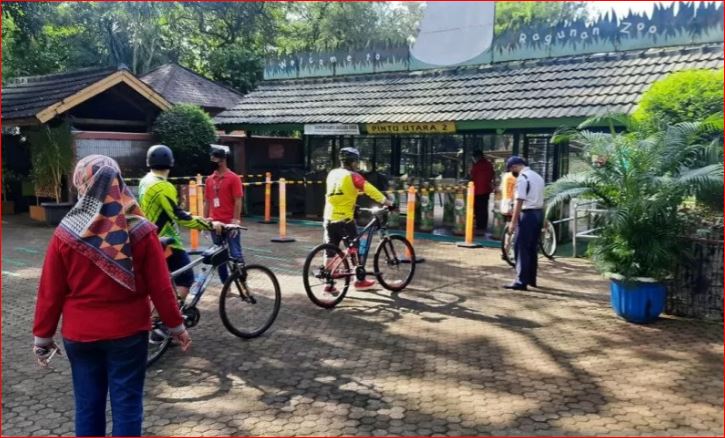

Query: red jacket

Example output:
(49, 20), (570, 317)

(33, 231), (183, 343)
(470, 158), (494, 195)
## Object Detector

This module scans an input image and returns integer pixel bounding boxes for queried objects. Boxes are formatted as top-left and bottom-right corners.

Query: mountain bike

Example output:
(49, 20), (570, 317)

(501, 217), (557, 267)
(302, 206), (416, 309)
(148, 225), (281, 366)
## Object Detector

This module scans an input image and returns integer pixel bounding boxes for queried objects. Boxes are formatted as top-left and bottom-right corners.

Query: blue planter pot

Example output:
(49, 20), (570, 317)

(610, 278), (666, 324)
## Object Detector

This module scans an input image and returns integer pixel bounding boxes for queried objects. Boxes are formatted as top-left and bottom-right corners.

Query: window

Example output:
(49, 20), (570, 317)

(399, 137), (423, 177)
(309, 137), (333, 172)
(429, 135), (464, 178)
(525, 134), (555, 183)
(374, 137), (392, 174)
(355, 137), (374, 173)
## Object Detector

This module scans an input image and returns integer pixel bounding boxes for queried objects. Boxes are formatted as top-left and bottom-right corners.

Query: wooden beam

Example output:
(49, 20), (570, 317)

(107, 86), (155, 115)
(35, 70), (171, 124)
(72, 131), (155, 141)
(118, 70), (172, 111)
(1, 117), (41, 127)
(70, 117), (147, 127)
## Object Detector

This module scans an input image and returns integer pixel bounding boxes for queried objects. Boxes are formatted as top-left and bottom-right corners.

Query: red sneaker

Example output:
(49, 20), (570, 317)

(324, 285), (340, 296)
(354, 279), (377, 290)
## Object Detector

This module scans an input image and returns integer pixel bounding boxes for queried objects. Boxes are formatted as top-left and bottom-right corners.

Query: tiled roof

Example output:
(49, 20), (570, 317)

(141, 63), (243, 111)
(2, 67), (117, 120)
(215, 44), (724, 126)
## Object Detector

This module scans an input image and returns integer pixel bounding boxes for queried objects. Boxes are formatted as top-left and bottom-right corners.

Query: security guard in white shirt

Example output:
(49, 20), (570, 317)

(504, 156), (545, 291)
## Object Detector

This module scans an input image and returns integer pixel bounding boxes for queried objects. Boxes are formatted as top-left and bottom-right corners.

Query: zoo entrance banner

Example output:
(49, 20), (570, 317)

(264, 2), (724, 80)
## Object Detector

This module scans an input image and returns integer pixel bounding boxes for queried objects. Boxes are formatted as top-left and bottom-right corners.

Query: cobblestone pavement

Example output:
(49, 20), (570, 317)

(2, 215), (723, 436)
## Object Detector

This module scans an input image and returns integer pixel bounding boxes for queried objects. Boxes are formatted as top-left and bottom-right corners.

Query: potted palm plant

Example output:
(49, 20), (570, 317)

(27, 121), (75, 226)
(546, 117), (723, 324)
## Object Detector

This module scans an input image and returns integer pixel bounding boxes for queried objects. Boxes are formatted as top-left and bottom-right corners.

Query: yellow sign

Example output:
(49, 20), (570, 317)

(366, 121), (456, 135)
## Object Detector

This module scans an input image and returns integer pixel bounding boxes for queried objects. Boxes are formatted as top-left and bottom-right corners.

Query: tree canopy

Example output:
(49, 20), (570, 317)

(2, 2), (590, 92)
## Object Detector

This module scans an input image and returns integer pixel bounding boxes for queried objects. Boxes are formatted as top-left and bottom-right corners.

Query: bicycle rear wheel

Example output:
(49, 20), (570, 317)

(500, 228), (515, 267)
(302, 243), (351, 308)
(374, 235), (415, 291)
(539, 220), (557, 259)
(219, 264), (281, 338)
(147, 321), (172, 367)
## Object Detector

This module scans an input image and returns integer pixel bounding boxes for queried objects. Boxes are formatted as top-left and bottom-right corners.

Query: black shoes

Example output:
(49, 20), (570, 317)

(503, 283), (528, 291)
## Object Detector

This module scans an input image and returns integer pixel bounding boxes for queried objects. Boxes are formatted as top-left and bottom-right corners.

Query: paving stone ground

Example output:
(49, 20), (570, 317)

(2, 215), (723, 436)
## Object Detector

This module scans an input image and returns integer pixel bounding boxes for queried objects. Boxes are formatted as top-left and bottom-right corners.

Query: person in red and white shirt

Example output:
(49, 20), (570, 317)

(32, 155), (190, 437)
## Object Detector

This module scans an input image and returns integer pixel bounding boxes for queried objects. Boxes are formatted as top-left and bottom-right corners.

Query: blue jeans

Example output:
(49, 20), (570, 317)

(63, 332), (148, 437)
(211, 230), (244, 283)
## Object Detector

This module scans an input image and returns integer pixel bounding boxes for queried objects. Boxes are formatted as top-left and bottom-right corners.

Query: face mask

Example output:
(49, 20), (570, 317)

(210, 161), (220, 171)
(512, 170), (520, 177)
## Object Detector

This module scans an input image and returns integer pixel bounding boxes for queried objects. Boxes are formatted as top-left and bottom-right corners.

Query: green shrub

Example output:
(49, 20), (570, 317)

(633, 69), (724, 132)
(152, 104), (217, 176)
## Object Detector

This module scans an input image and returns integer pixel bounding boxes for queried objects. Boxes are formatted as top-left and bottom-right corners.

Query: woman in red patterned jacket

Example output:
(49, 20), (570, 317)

(32, 155), (191, 437)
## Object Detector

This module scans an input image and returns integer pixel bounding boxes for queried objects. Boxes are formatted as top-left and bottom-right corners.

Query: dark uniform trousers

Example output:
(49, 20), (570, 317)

(514, 209), (543, 286)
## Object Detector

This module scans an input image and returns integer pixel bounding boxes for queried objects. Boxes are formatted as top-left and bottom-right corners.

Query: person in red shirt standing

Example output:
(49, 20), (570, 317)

(32, 155), (191, 437)
(204, 144), (244, 282)
(469, 149), (495, 236)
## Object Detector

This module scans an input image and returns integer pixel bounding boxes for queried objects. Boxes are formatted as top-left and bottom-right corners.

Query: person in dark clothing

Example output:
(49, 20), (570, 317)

(469, 149), (495, 235)
(503, 156), (546, 291)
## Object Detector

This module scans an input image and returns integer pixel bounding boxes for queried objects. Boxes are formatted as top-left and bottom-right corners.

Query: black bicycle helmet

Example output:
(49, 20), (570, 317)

(339, 147), (361, 165)
(210, 144), (230, 159)
(147, 144), (174, 169)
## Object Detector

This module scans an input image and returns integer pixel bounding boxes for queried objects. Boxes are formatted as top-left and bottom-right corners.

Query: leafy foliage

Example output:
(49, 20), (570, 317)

(152, 105), (217, 176)
(26, 121), (74, 203)
(2, 2), (591, 88)
(1, 163), (20, 202)
(494, 2), (589, 34)
(546, 117), (724, 280)
(207, 46), (263, 94)
(633, 69), (725, 133)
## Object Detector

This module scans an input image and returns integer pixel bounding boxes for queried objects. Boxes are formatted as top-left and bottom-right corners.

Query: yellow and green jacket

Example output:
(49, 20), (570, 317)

(138, 173), (212, 250)
(324, 168), (386, 222)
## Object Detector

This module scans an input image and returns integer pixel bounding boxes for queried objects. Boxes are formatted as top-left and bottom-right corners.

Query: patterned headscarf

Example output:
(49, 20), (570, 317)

(55, 155), (155, 291)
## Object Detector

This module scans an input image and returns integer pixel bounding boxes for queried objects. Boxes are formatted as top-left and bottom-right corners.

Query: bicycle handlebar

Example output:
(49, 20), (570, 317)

(357, 205), (396, 214)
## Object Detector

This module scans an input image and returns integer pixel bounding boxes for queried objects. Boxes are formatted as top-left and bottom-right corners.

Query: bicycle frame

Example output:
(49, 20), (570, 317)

(326, 209), (389, 275)
(167, 230), (243, 309)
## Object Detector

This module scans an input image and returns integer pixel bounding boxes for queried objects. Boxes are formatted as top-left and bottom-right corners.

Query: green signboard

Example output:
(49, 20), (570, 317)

(264, 2), (724, 80)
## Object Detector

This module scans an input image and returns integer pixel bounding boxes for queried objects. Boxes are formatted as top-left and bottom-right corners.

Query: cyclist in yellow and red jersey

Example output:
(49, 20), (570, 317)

(324, 147), (392, 292)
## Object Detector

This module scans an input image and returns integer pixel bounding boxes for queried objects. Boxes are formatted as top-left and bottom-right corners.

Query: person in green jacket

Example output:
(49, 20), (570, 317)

(138, 145), (222, 302)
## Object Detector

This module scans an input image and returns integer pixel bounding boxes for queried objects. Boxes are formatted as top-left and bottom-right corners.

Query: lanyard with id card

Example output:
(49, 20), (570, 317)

(212, 174), (222, 208)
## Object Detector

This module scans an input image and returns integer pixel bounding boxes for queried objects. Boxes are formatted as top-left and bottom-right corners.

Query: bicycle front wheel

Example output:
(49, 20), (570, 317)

(147, 322), (172, 367)
(302, 243), (351, 308)
(500, 228), (515, 267)
(374, 235), (415, 291)
(219, 264), (281, 339)
(539, 220), (557, 259)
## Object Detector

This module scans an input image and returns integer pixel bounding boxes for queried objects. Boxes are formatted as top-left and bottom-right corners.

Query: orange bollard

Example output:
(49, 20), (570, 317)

(403, 185), (425, 263)
(271, 178), (295, 243)
(406, 185), (416, 250)
(188, 180), (200, 250)
(457, 181), (482, 248)
(259, 171), (276, 224)
(196, 174), (204, 218)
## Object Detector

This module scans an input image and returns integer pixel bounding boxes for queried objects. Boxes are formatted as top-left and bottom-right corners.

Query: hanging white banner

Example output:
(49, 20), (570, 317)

(304, 124), (360, 136)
